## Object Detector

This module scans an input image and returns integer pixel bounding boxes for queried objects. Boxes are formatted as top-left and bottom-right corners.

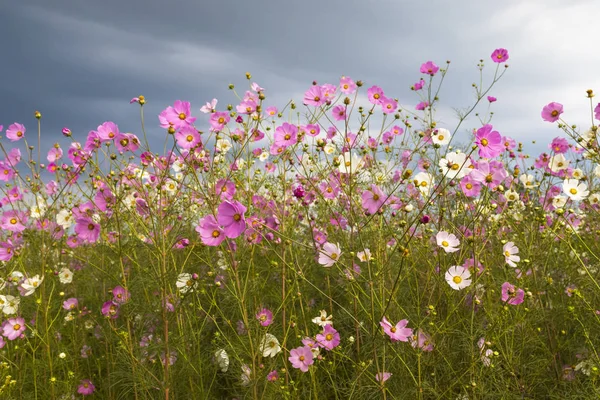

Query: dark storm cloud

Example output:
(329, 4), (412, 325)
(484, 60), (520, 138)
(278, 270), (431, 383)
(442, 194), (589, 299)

(1, 0), (599, 158)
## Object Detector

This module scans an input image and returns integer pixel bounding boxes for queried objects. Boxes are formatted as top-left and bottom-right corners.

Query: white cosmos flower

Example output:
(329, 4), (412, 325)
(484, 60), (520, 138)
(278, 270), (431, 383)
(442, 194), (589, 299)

(548, 154), (569, 172)
(311, 310), (333, 327)
(216, 139), (232, 153)
(20, 275), (44, 296)
(318, 242), (342, 267)
(571, 168), (584, 180)
(324, 143), (336, 155)
(413, 172), (435, 195)
(259, 151), (269, 162)
(439, 151), (472, 180)
(519, 174), (537, 188)
(503, 242), (520, 268)
(214, 349), (230, 372)
(176, 273), (196, 294)
(59, 267), (73, 284)
(445, 265), (471, 290)
(338, 152), (364, 174)
(563, 179), (589, 201)
(56, 209), (74, 229)
(431, 128), (451, 145)
(0, 295), (19, 315)
(356, 248), (373, 262)
(589, 193), (600, 205)
(504, 189), (519, 202)
(436, 231), (460, 253)
(259, 333), (282, 358)
(552, 194), (568, 208)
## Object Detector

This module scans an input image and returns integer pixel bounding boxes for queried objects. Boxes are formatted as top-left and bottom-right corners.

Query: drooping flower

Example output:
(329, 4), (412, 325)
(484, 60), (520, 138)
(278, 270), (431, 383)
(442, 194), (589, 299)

(376, 372), (392, 383)
(445, 266), (472, 290)
(214, 349), (230, 372)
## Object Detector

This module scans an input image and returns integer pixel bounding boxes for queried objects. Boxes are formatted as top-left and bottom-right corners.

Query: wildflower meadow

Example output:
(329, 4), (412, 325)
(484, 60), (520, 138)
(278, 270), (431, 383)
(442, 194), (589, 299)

(0, 48), (599, 399)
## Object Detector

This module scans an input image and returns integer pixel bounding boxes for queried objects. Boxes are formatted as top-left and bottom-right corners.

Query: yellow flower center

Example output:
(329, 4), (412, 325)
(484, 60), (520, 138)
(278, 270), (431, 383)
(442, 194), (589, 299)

(437, 134), (444, 141)
(570, 188), (577, 195)
(17, 131), (23, 137)
(186, 135), (194, 142)
(299, 355), (305, 361)
(13, 324), (20, 330)
(451, 163), (459, 170)
(9, 218), (17, 225)
(233, 214), (241, 221)
(441, 241), (449, 247)
(480, 138), (489, 146)
(325, 334), (333, 341)
(466, 183), (473, 189)
(551, 110), (559, 117)
(330, 253), (338, 260)
(218, 117), (225, 124)
(453, 276), (462, 284)
(212, 230), (220, 238)
(373, 93), (380, 99)
(178, 113), (186, 120)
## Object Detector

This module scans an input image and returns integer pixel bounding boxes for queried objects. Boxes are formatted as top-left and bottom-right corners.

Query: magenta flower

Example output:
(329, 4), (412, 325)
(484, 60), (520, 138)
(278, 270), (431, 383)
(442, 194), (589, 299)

(541, 102), (564, 122)
(175, 124), (201, 149)
(367, 86), (385, 105)
(161, 100), (196, 129)
(0, 241), (15, 262)
(501, 282), (525, 305)
(96, 121), (120, 142)
(112, 286), (130, 304)
(594, 103), (600, 120)
(339, 76), (357, 94)
(74, 217), (101, 243)
(420, 61), (439, 76)
(487, 96), (497, 103)
(1, 210), (27, 233)
(288, 346), (314, 372)
(491, 48), (509, 63)
(215, 179), (236, 201)
(362, 184), (386, 214)
(413, 78), (425, 91)
(101, 301), (120, 319)
(274, 122), (298, 148)
(410, 329), (434, 352)
(549, 137), (569, 154)
(217, 200), (247, 239)
(267, 370), (279, 382)
(475, 124), (504, 158)
(256, 308), (273, 327)
(315, 324), (340, 350)
(209, 111), (230, 131)
(196, 215), (226, 246)
(381, 97), (398, 114)
(5, 123), (25, 142)
(380, 317), (412, 342)
(332, 105), (347, 121)
(77, 379), (96, 396)
(415, 101), (429, 110)
(2, 317), (26, 340)
(375, 372), (392, 383)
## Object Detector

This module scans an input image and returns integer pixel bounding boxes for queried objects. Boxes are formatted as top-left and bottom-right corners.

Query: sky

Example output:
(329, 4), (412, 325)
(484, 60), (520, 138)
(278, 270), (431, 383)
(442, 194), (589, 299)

(1, 0), (599, 159)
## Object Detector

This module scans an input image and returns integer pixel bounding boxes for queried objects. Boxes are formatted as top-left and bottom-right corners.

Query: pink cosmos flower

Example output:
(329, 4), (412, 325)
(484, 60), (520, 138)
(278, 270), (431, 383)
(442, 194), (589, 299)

(595, 103), (600, 121)
(381, 97), (398, 114)
(215, 179), (236, 201)
(6, 123), (25, 142)
(413, 79), (425, 91)
(274, 122), (298, 148)
(315, 325), (340, 350)
(475, 124), (504, 158)
(200, 98), (218, 113)
(101, 301), (119, 319)
(303, 85), (326, 107)
(339, 76), (357, 94)
(0, 161), (15, 182)
(175, 125), (201, 149)
(0, 241), (15, 262)
(420, 61), (439, 76)
(501, 282), (524, 305)
(415, 101), (429, 110)
(410, 329), (434, 352)
(362, 184), (386, 214)
(209, 112), (230, 131)
(74, 217), (101, 243)
(3, 317), (26, 340)
(96, 121), (120, 142)
(77, 379), (96, 396)
(332, 105), (347, 121)
(267, 370), (279, 382)
(460, 176), (482, 197)
(63, 298), (79, 310)
(541, 102), (564, 122)
(288, 346), (314, 372)
(217, 200), (247, 239)
(487, 96), (497, 103)
(196, 215), (226, 246)
(162, 100), (196, 129)
(375, 372), (392, 383)
(256, 308), (273, 327)
(112, 286), (130, 304)
(549, 137), (569, 154)
(491, 48), (509, 63)
(265, 106), (278, 117)
(318, 242), (342, 267)
(1, 211), (27, 232)
(380, 317), (412, 342)
(367, 86), (385, 105)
